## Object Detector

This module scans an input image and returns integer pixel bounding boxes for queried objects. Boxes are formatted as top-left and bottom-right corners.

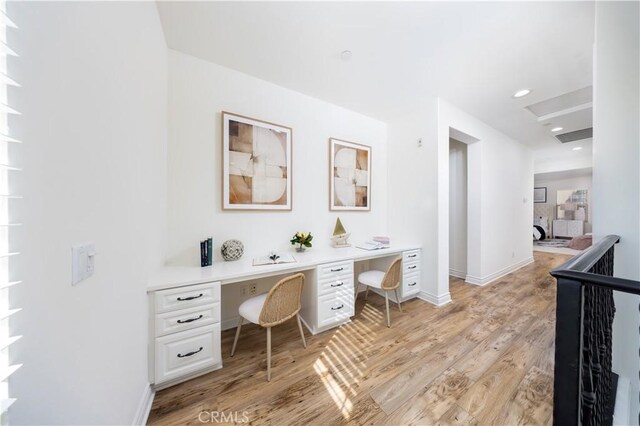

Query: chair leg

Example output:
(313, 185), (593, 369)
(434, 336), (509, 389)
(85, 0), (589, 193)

(266, 327), (272, 382)
(394, 289), (403, 312)
(355, 282), (361, 300)
(365, 287), (369, 301)
(230, 317), (244, 357)
(384, 291), (391, 328)
(297, 314), (307, 348)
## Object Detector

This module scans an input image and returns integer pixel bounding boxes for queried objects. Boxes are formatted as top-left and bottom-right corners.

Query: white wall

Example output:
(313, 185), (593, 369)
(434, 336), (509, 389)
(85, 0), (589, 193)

(438, 100), (534, 286)
(386, 102), (443, 303)
(9, 2), (168, 424)
(166, 51), (388, 265)
(388, 99), (534, 303)
(592, 2), (640, 422)
(534, 172), (593, 234)
(449, 139), (467, 277)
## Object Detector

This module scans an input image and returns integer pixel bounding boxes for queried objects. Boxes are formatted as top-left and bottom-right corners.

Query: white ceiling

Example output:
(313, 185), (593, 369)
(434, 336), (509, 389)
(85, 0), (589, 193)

(534, 138), (593, 163)
(535, 167), (593, 182)
(156, 1), (595, 151)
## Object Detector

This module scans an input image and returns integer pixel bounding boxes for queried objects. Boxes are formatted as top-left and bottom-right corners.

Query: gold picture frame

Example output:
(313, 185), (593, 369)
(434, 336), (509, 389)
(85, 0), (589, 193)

(329, 138), (371, 211)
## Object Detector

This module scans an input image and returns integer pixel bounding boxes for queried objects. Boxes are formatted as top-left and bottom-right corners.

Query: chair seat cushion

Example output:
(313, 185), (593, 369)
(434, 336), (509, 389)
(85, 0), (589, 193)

(239, 293), (268, 324)
(358, 270), (385, 288)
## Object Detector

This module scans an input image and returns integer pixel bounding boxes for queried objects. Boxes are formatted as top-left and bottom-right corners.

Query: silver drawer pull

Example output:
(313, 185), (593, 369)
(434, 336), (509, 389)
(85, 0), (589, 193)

(330, 267), (344, 272)
(177, 293), (203, 301)
(177, 314), (204, 324)
(177, 347), (203, 358)
(408, 282), (417, 287)
(408, 265), (417, 270)
(331, 282), (344, 287)
(408, 254), (417, 258)
(331, 304), (344, 310)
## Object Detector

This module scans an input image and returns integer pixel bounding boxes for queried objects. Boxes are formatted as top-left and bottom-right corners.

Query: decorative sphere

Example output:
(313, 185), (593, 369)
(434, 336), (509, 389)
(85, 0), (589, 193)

(221, 239), (244, 261)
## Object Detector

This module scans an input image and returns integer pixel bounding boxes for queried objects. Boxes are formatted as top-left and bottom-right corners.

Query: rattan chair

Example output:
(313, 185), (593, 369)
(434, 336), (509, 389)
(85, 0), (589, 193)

(356, 257), (403, 327)
(230, 273), (307, 381)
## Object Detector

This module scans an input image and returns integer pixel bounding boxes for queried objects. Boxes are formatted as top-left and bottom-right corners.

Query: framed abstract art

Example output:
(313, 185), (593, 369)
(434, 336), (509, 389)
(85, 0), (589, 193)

(329, 138), (371, 211)
(222, 112), (292, 210)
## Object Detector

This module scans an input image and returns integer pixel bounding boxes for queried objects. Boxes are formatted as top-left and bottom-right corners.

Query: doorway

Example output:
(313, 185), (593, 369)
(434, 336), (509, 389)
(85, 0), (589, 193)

(449, 138), (468, 278)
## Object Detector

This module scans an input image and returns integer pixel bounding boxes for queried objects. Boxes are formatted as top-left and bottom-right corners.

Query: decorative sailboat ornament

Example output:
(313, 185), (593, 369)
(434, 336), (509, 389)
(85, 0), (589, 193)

(331, 218), (351, 248)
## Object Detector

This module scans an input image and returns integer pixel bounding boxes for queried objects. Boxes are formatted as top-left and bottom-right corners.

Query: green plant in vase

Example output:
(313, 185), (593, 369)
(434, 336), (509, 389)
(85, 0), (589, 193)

(291, 231), (313, 252)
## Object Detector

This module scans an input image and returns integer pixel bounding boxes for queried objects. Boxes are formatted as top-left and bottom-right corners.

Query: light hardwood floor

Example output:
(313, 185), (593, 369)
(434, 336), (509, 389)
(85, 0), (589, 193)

(148, 251), (569, 425)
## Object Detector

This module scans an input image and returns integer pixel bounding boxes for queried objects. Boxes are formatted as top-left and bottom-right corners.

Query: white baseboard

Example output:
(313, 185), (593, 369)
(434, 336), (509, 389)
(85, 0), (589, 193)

(418, 291), (452, 306)
(449, 268), (467, 279)
(465, 257), (534, 287)
(132, 383), (155, 426)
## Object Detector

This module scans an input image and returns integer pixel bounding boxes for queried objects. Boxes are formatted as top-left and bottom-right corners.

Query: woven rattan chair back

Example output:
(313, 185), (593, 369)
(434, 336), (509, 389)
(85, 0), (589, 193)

(259, 273), (305, 328)
(381, 257), (402, 290)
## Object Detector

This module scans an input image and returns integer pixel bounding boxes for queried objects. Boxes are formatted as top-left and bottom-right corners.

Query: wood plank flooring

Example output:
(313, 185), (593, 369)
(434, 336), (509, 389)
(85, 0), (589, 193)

(148, 251), (569, 425)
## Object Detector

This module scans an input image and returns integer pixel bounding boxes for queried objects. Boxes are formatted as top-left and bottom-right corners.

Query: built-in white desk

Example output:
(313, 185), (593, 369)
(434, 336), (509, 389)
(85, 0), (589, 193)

(147, 244), (422, 389)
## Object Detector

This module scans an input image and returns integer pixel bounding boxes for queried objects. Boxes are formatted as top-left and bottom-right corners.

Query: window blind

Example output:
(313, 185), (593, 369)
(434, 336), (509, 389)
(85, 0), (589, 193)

(0, 1), (20, 419)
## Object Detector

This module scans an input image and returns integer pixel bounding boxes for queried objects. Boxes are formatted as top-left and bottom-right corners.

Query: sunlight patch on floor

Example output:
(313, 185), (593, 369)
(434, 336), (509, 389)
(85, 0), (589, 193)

(319, 347), (359, 391)
(312, 302), (386, 419)
(327, 341), (364, 377)
(313, 357), (354, 417)
(334, 329), (368, 356)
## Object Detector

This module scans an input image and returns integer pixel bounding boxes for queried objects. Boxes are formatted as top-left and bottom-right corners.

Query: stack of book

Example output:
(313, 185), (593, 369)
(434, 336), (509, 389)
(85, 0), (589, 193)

(200, 238), (213, 267)
(357, 236), (391, 251)
(373, 236), (390, 246)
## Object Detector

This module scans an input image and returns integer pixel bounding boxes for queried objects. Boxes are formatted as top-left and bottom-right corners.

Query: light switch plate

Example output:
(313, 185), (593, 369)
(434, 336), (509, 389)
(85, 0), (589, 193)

(72, 243), (95, 286)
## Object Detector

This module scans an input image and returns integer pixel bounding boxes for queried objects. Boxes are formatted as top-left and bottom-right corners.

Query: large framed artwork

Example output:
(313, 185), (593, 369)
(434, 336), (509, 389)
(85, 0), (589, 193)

(329, 138), (371, 211)
(222, 112), (292, 210)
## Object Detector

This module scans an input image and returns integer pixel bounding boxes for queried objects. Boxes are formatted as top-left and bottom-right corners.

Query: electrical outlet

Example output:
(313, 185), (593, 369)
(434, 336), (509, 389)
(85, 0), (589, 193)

(241, 284), (258, 297)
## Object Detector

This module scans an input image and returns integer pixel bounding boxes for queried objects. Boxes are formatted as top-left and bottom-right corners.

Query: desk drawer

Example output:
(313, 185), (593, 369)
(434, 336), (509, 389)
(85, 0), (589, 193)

(155, 303), (220, 337)
(403, 250), (421, 263)
(404, 261), (420, 274)
(155, 324), (221, 385)
(155, 282), (220, 313)
(317, 260), (354, 280)
(402, 271), (420, 296)
(317, 288), (354, 328)
(318, 275), (354, 296)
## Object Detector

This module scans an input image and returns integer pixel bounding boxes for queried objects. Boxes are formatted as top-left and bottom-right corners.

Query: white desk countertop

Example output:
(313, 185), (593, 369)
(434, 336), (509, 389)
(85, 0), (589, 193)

(147, 244), (421, 292)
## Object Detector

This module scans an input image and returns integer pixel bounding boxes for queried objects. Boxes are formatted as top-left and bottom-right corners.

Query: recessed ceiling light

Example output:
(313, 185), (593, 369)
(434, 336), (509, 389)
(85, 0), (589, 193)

(512, 89), (532, 98)
(340, 50), (352, 61)
(551, 127), (563, 132)
(573, 146), (583, 151)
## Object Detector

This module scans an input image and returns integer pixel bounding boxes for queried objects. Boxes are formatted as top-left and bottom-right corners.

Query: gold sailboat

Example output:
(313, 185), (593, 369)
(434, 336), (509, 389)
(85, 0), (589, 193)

(331, 218), (351, 248)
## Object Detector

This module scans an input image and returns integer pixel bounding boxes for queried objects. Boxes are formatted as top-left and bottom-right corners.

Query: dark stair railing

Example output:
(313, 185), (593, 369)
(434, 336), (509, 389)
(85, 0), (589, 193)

(550, 235), (640, 426)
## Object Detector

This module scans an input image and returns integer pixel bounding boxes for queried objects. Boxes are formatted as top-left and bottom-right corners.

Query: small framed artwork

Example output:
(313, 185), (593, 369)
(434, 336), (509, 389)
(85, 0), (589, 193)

(534, 187), (547, 203)
(329, 138), (371, 211)
(222, 112), (292, 210)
